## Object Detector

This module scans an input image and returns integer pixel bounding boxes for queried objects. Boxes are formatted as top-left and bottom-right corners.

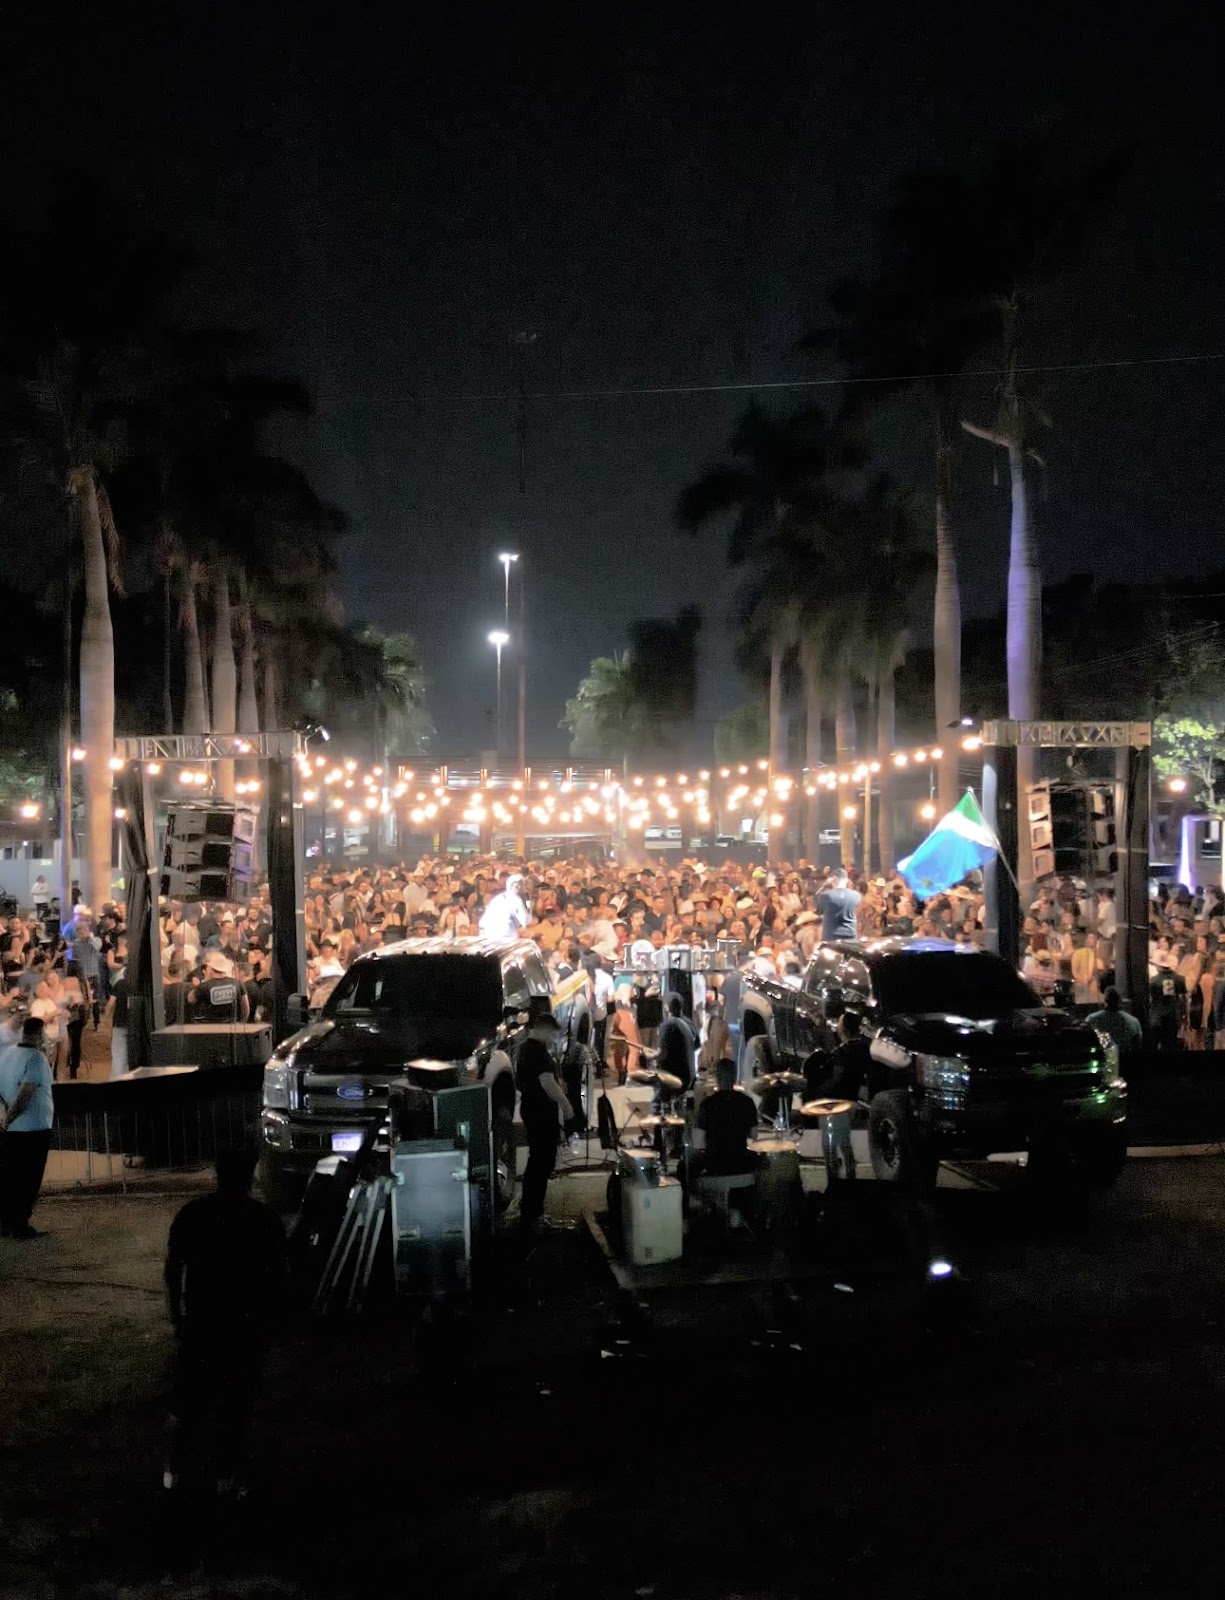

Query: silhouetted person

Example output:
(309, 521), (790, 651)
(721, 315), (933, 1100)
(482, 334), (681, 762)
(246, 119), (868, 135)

(163, 1147), (289, 1493)
(515, 1002), (572, 1235)
(811, 1011), (872, 1182)
(658, 994), (697, 1093)
(694, 1057), (761, 1175)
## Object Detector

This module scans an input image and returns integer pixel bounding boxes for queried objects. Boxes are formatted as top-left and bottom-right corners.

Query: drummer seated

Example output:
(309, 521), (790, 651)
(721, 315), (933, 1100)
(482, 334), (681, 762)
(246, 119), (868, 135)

(693, 1058), (762, 1178)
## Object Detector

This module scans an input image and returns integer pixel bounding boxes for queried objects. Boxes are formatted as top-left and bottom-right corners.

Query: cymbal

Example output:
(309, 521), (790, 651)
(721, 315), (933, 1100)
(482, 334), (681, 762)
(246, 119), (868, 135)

(639, 1114), (686, 1129)
(752, 1071), (808, 1094)
(799, 1098), (858, 1119)
(628, 1067), (683, 1091)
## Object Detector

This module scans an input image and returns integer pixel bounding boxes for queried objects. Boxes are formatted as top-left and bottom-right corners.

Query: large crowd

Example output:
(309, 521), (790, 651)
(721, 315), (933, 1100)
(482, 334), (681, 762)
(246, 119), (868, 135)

(0, 852), (1220, 1084)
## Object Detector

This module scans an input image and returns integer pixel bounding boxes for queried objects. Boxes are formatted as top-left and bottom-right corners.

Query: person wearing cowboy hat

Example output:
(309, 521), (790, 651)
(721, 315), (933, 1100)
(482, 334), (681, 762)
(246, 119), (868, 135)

(793, 908), (820, 959)
(515, 998), (573, 1235)
(189, 949), (248, 1023)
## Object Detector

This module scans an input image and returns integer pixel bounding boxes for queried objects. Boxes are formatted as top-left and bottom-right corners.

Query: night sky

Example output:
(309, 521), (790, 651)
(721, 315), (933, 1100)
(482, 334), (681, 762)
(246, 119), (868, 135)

(4, 1), (1223, 756)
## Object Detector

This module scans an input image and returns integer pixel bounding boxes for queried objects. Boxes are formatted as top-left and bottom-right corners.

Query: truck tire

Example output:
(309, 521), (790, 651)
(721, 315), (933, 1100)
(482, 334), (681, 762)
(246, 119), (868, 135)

(742, 1034), (773, 1086)
(258, 1150), (308, 1215)
(493, 1107), (518, 1213)
(868, 1089), (937, 1189)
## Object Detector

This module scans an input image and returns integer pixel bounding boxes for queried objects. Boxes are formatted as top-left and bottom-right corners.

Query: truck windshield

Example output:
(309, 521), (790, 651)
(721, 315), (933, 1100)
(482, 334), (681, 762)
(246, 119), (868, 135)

(875, 952), (1041, 1020)
(324, 956), (504, 1021)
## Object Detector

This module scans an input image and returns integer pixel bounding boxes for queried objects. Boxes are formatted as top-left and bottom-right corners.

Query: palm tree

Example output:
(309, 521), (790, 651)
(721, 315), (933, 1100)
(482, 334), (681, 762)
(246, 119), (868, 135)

(806, 176), (999, 815)
(153, 529), (177, 730)
(561, 653), (650, 776)
(858, 480), (934, 872)
(179, 554), (211, 733)
(676, 404), (850, 780)
(962, 304), (1046, 892)
(144, 351), (344, 763)
(957, 143), (1124, 899)
(798, 634), (828, 860)
(210, 566), (238, 798)
(0, 187), (185, 908)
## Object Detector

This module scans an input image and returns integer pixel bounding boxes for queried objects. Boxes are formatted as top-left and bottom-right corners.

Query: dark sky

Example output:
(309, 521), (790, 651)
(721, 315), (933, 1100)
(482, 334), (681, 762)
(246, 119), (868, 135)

(4, 1), (1223, 756)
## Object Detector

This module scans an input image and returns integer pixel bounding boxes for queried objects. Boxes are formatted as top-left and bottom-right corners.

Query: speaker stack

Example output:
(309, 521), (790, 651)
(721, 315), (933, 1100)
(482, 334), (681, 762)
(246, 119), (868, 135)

(1027, 782), (1118, 881)
(160, 803), (257, 903)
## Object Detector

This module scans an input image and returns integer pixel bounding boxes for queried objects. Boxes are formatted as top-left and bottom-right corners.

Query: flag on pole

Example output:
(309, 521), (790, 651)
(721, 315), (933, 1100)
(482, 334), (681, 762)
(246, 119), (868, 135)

(897, 791), (998, 898)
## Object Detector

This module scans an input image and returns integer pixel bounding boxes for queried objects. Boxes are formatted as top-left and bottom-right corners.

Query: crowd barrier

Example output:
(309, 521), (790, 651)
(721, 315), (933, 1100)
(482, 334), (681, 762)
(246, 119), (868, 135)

(48, 1062), (262, 1185)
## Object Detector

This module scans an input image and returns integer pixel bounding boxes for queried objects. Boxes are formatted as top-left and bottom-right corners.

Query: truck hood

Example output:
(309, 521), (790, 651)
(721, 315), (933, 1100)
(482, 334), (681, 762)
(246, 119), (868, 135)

(885, 1007), (1100, 1065)
(277, 1016), (492, 1076)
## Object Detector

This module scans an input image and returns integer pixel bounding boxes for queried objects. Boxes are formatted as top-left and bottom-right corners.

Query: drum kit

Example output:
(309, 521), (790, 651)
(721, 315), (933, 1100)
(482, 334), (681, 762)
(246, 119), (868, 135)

(627, 1060), (687, 1174)
(750, 1069), (808, 1132)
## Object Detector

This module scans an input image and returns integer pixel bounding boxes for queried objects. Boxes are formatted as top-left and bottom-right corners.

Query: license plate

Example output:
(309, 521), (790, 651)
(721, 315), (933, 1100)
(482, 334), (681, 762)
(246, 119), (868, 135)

(332, 1131), (363, 1153)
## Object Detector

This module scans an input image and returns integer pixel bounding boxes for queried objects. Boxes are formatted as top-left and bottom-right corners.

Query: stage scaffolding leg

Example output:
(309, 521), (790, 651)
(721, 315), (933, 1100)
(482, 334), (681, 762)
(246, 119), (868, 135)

(269, 757), (307, 1045)
(982, 745), (1020, 971)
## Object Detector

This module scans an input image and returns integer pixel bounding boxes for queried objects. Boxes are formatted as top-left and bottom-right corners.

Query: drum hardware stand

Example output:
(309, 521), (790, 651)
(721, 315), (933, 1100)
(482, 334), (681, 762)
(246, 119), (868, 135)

(559, 1041), (617, 1175)
(312, 1174), (395, 1316)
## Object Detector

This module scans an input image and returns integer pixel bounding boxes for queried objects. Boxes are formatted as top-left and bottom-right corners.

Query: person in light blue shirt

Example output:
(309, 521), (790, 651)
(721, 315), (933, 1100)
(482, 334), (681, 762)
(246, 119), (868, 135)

(0, 1017), (55, 1239)
(1086, 986), (1143, 1057)
(815, 870), (862, 942)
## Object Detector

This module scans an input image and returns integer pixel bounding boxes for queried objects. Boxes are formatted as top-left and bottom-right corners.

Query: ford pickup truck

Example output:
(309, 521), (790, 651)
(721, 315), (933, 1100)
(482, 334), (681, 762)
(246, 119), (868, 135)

(260, 935), (590, 1209)
(740, 937), (1127, 1187)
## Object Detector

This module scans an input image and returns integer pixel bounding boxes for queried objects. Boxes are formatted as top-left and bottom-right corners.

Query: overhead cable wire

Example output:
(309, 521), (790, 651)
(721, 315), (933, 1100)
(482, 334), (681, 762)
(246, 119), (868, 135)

(337, 351), (1225, 407)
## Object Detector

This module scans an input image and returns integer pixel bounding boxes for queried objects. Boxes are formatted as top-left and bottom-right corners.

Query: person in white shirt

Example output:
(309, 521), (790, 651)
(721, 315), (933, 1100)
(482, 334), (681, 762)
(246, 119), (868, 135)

(1097, 889), (1118, 941)
(308, 942), (346, 1010)
(479, 875), (529, 940)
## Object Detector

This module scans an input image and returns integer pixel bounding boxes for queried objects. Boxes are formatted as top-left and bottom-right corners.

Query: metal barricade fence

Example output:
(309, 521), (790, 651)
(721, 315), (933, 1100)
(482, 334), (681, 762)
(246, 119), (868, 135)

(47, 1067), (262, 1191)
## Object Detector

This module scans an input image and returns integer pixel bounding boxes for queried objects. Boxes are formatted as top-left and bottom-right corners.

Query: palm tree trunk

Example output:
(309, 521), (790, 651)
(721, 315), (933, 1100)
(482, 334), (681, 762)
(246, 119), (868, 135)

(262, 652), (279, 731)
(181, 571), (209, 734)
(767, 637), (786, 852)
(73, 468), (114, 911)
(877, 663), (897, 873)
(237, 597), (260, 733)
(211, 567), (237, 801)
(1007, 438), (1040, 903)
(59, 565), (74, 913)
(803, 656), (822, 863)
(767, 639), (785, 775)
(237, 592), (260, 805)
(835, 670), (856, 868)
(933, 421), (962, 815)
(162, 568), (174, 732)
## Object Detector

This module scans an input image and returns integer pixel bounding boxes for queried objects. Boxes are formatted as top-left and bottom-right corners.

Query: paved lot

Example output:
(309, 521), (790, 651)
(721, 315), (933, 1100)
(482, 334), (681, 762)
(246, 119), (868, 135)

(3, 1153), (1225, 1599)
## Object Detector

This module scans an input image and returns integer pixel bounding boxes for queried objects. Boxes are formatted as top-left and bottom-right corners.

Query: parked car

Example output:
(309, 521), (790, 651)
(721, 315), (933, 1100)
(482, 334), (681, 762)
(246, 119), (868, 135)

(740, 937), (1127, 1187)
(260, 935), (590, 1210)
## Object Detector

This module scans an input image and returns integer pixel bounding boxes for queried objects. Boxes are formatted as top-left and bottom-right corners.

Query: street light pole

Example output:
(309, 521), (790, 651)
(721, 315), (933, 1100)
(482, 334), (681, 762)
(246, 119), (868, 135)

(517, 561), (526, 778)
(499, 552), (518, 641)
(488, 630), (509, 756)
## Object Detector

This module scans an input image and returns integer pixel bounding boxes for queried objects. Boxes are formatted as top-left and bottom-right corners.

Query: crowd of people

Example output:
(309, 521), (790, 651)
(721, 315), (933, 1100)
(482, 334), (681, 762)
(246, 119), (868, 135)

(0, 847), (1218, 1092)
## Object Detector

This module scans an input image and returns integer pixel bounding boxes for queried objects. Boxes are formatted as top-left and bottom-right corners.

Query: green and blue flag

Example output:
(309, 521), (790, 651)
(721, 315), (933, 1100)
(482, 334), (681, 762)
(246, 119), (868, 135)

(897, 791), (998, 898)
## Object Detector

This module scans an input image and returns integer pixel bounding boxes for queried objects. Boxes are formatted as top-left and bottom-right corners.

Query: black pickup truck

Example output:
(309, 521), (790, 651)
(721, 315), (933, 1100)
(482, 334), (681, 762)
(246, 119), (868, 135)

(740, 937), (1128, 1187)
(260, 935), (591, 1210)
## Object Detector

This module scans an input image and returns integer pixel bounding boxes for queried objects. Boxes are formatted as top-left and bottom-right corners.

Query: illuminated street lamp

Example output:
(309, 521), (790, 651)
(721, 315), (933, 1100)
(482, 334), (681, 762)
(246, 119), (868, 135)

(920, 801), (938, 821)
(488, 629), (510, 753)
(1168, 776), (1188, 794)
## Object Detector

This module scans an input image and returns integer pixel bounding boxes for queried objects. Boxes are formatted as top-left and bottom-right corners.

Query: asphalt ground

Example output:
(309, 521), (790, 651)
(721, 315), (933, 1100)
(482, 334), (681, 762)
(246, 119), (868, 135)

(4, 1146), (1225, 1600)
